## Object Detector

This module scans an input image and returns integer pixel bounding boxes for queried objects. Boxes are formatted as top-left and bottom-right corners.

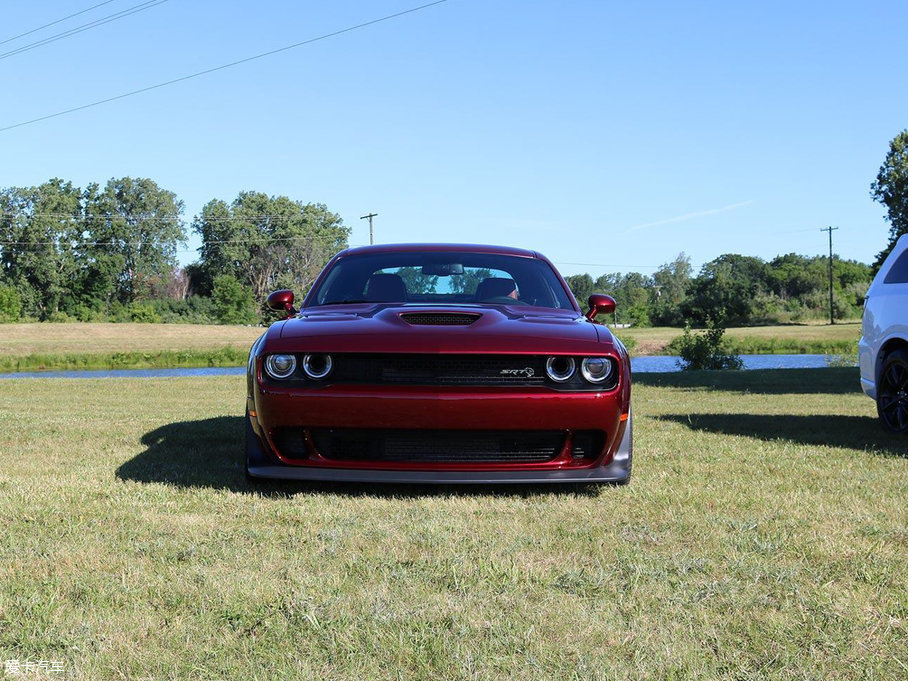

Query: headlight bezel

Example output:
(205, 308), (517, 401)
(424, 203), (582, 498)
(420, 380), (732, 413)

(264, 353), (297, 380)
(545, 356), (577, 383)
(302, 353), (333, 380)
(581, 356), (613, 384)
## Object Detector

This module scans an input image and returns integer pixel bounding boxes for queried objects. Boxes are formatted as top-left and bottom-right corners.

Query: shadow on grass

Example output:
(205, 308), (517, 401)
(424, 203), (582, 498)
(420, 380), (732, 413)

(656, 413), (907, 457)
(634, 367), (861, 396)
(117, 416), (604, 498)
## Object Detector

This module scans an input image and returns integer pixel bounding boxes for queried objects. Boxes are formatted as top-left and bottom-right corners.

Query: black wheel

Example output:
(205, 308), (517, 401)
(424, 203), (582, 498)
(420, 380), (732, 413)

(877, 350), (908, 434)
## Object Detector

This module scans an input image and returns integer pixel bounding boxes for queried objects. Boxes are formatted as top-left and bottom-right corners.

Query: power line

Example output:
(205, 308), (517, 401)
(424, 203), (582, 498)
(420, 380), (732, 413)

(0, 0), (449, 133)
(0, 0), (170, 62)
(0, 212), (343, 222)
(0, 0), (120, 46)
(0, 234), (351, 247)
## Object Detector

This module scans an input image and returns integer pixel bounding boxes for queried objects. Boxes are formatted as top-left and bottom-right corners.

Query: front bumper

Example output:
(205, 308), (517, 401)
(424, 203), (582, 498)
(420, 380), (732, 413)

(247, 408), (633, 484)
(858, 337), (875, 399)
(247, 383), (631, 482)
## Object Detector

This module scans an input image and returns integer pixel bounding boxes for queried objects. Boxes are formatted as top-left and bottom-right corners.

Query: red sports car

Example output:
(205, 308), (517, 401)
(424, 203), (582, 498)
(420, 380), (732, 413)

(245, 243), (632, 484)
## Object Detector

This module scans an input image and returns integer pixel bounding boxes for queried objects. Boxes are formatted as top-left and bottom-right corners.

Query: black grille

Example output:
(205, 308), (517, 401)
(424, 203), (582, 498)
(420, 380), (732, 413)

(400, 312), (480, 326)
(273, 428), (307, 458)
(310, 429), (565, 463)
(332, 354), (548, 386)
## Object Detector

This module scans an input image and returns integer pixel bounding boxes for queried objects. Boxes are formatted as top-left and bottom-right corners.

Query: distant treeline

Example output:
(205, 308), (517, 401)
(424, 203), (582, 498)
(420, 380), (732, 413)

(0, 177), (348, 324)
(565, 252), (871, 327)
(0, 177), (871, 327)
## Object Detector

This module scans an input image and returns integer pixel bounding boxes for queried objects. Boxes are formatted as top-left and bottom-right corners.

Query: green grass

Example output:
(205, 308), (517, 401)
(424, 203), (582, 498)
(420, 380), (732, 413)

(1, 369), (905, 679)
(0, 322), (264, 373)
(0, 322), (264, 356)
(0, 347), (249, 372)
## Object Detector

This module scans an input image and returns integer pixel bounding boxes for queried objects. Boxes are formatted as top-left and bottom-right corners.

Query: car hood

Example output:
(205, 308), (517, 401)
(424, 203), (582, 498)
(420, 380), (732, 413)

(269, 304), (614, 354)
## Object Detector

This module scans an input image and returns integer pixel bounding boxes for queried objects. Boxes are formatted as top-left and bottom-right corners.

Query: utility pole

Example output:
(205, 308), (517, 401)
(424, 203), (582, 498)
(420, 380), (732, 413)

(360, 213), (378, 245)
(821, 226), (839, 325)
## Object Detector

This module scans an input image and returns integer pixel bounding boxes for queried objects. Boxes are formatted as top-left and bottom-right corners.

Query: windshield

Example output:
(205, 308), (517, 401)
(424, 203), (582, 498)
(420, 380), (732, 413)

(309, 251), (576, 311)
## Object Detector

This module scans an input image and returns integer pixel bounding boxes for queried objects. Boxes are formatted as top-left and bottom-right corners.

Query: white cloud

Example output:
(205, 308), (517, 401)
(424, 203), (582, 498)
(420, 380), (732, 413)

(627, 200), (755, 232)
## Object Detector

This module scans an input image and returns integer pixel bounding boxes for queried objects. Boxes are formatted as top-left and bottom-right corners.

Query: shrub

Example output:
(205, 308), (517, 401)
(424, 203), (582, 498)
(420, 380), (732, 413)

(672, 318), (744, 371)
(0, 284), (21, 322)
(624, 303), (651, 328)
(212, 275), (259, 325)
(129, 302), (162, 323)
(73, 303), (104, 322)
(151, 296), (219, 324)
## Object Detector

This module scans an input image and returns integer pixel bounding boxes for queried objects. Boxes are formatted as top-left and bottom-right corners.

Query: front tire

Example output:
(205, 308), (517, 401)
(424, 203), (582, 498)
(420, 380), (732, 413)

(876, 350), (908, 434)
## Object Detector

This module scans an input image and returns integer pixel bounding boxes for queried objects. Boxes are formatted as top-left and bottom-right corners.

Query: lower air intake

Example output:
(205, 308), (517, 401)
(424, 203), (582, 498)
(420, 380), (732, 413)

(311, 429), (564, 463)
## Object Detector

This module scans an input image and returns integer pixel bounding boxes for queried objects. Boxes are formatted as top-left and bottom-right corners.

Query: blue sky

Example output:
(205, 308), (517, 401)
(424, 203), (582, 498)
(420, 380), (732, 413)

(1, 0), (905, 277)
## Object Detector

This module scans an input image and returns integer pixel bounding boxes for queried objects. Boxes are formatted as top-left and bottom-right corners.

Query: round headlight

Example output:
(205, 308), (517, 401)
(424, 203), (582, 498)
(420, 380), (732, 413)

(545, 356), (576, 383)
(581, 357), (612, 383)
(264, 354), (297, 380)
(302, 353), (333, 380)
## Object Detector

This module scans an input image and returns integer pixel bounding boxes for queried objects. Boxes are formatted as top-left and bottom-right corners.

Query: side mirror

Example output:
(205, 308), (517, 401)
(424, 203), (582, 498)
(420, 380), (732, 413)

(585, 293), (616, 321)
(266, 289), (297, 316)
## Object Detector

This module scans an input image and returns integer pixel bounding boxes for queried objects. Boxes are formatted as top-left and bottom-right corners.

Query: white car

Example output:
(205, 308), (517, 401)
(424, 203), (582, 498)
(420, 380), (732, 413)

(859, 233), (908, 433)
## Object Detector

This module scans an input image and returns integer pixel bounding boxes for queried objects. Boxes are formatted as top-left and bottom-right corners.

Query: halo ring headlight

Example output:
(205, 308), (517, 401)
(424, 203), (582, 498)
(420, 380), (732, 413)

(264, 354), (297, 380)
(545, 356), (576, 383)
(302, 353), (333, 380)
(581, 357), (612, 383)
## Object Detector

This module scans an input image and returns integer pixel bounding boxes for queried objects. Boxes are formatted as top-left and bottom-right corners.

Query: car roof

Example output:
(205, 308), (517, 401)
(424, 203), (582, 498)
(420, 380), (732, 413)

(336, 243), (541, 259)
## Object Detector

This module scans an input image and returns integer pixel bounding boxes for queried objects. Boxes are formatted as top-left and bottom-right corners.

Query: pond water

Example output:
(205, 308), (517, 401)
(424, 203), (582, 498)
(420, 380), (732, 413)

(0, 354), (846, 380)
(631, 354), (839, 373)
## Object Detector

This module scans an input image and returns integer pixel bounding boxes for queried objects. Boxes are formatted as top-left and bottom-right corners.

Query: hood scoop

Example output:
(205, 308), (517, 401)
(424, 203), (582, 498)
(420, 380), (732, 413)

(399, 312), (481, 326)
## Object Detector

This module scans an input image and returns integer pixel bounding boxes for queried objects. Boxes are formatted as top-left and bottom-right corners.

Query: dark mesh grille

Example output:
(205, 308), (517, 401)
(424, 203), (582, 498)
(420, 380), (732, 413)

(272, 428), (307, 458)
(571, 431), (605, 459)
(333, 355), (547, 386)
(400, 312), (480, 326)
(311, 429), (565, 463)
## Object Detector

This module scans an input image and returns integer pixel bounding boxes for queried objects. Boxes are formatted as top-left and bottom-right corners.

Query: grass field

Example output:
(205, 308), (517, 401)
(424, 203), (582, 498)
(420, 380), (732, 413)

(1, 369), (905, 680)
(0, 323), (266, 372)
(0, 323), (264, 357)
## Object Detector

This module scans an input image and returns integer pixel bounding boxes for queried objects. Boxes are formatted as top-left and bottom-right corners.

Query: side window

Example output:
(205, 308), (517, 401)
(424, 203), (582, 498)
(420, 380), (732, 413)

(883, 250), (908, 284)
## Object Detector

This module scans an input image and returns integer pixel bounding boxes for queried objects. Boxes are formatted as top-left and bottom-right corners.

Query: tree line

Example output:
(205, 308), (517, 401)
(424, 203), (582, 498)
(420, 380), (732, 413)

(0, 177), (348, 324)
(565, 252), (871, 327)
(1, 128), (905, 326)
(565, 127), (908, 327)
(0, 176), (882, 328)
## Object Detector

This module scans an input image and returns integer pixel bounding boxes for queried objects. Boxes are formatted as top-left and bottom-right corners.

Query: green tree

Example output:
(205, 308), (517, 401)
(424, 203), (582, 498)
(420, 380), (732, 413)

(212, 274), (258, 325)
(82, 177), (185, 306)
(649, 253), (692, 326)
(871, 130), (908, 269)
(194, 192), (348, 303)
(766, 253), (826, 299)
(683, 254), (769, 325)
(565, 273), (594, 306)
(0, 283), (21, 322)
(594, 272), (653, 326)
(0, 180), (83, 319)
